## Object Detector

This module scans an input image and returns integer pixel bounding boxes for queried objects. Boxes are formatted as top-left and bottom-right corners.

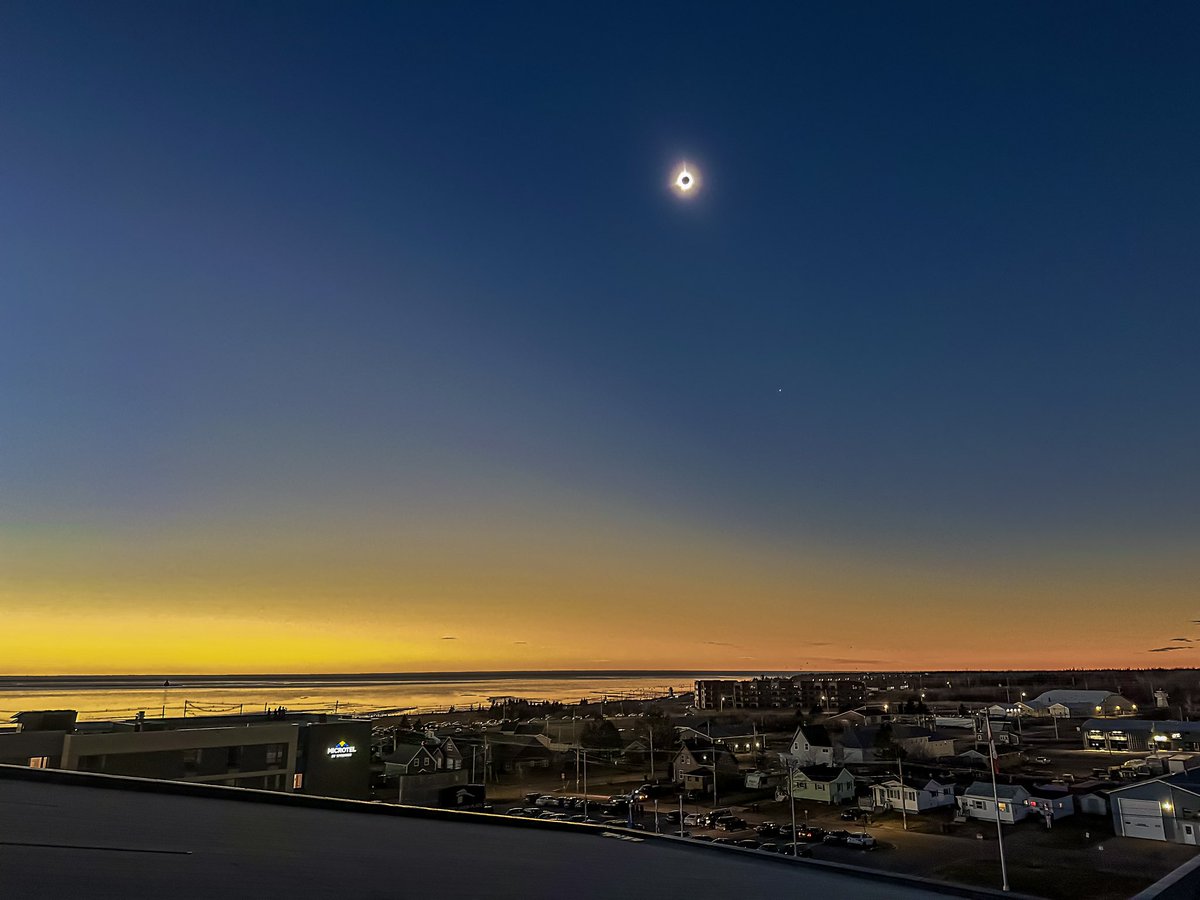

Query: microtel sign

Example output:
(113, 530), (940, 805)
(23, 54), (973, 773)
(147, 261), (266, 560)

(327, 740), (357, 759)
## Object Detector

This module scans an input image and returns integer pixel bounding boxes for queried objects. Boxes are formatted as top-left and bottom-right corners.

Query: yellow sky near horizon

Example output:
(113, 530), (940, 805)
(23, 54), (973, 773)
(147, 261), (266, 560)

(4, 499), (1196, 674)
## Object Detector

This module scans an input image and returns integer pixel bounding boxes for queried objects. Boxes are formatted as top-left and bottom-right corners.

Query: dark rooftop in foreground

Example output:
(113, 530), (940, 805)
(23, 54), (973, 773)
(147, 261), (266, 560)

(0, 766), (1019, 899)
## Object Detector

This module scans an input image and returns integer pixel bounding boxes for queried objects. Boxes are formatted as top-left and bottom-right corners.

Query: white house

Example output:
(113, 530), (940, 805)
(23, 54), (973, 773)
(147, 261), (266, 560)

(1028, 690), (1137, 718)
(870, 777), (955, 813)
(837, 728), (877, 764)
(788, 725), (836, 767)
(782, 765), (857, 805)
(958, 783), (1031, 824)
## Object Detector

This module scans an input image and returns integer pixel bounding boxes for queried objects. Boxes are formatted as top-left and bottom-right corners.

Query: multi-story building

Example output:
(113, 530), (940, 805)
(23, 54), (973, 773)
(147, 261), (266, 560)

(694, 676), (866, 711)
(795, 677), (867, 711)
(694, 680), (745, 710)
(0, 709), (371, 800)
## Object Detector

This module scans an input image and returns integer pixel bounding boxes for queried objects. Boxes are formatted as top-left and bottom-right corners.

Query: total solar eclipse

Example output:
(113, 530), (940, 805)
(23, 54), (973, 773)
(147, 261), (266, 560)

(671, 162), (701, 196)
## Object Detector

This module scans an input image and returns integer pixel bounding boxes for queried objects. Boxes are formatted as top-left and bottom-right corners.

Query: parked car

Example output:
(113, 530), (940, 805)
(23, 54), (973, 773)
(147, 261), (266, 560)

(506, 807), (526, 816)
(683, 813), (707, 827)
(840, 807), (870, 821)
(716, 816), (747, 832)
(780, 843), (814, 857)
(535, 795), (558, 807)
(846, 832), (877, 849)
(662, 811), (683, 825)
(705, 808), (735, 827)
(823, 830), (851, 845)
(692, 834), (715, 842)
(755, 822), (780, 837)
(757, 842), (780, 854)
(794, 827), (826, 842)
(1033, 755), (1051, 764)
(632, 783), (676, 800)
(522, 807), (542, 817)
(735, 839), (760, 849)
(713, 837), (736, 846)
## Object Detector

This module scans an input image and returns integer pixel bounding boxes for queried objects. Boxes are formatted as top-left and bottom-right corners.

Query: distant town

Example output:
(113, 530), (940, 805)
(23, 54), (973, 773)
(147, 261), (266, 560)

(5, 668), (1200, 897)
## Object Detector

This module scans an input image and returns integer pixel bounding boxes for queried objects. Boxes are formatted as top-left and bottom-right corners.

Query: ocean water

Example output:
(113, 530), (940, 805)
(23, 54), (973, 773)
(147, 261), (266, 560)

(0, 672), (760, 721)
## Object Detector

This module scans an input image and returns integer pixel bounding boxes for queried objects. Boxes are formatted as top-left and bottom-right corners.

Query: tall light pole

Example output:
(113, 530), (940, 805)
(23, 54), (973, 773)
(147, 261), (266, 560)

(787, 759), (799, 856)
(985, 717), (1011, 892)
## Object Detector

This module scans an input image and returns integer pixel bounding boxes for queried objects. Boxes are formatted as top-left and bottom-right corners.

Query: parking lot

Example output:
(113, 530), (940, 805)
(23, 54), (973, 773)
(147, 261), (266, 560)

(501, 783), (1199, 899)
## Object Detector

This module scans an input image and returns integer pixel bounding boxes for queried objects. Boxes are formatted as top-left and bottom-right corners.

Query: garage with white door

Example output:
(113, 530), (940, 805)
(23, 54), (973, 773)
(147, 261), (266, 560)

(1118, 798), (1166, 841)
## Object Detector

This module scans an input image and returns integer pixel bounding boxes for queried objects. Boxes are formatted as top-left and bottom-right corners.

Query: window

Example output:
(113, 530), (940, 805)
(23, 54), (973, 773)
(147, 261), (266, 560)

(182, 748), (202, 774)
(265, 743), (286, 768)
(226, 746), (243, 769)
(28, 756), (49, 768)
(77, 755), (106, 772)
(293, 773), (304, 790)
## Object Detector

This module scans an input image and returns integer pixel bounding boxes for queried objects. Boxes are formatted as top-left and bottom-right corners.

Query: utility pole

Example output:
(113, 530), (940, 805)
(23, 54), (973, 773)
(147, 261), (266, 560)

(898, 753), (908, 831)
(706, 720), (718, 809)
(648, 725), (655, 781)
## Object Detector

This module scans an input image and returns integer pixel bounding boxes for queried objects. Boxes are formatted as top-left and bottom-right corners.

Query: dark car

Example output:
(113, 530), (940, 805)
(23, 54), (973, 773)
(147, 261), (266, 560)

(662, 811), (683, 825)
(735, 839), (760, 850)
(757, 842), (780, 854)
(632, 782), (677, 800)
(780, 843), (814, 857)
(755, 822), (780, 837)
(713, 837), (737, 846)
(692, 834), (715, 842)
(823, 830), (851, 845)
(705, 808), (735, 827)
(840, 807), (870, 821)
(716, 816), (747, 831)
(794, 827), (826, 842)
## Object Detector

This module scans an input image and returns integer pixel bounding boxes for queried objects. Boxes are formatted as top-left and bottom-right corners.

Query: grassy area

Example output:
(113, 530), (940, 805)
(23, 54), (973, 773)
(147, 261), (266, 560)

(933, 859), (1153, 900)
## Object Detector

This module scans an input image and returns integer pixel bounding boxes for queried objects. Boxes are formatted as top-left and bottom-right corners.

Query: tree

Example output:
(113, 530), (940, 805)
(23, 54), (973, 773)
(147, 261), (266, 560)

(580, 718), (622, 753)
(872, 723), (906, 761)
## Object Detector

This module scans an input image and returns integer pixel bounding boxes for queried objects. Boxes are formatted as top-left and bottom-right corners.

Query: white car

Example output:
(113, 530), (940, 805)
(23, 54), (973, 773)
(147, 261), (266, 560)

(846, 833), (876, 849)
(683, 813), (707, 827)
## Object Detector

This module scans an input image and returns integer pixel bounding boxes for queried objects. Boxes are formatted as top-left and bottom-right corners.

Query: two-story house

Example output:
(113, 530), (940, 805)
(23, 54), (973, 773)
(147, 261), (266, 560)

(781, 765), (856, 805)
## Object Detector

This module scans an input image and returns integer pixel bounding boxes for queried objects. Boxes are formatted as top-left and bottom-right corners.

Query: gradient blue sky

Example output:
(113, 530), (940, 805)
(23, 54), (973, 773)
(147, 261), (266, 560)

(1, 2), (1198, 672)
